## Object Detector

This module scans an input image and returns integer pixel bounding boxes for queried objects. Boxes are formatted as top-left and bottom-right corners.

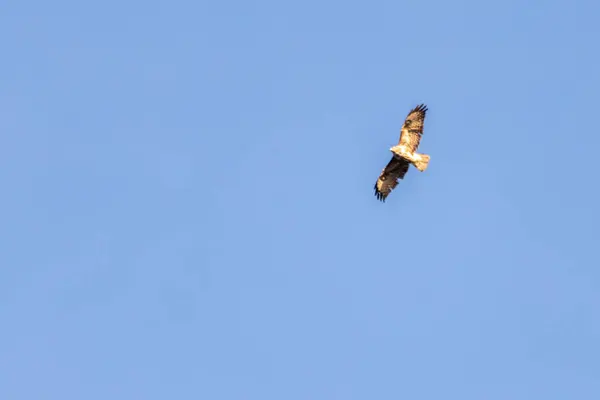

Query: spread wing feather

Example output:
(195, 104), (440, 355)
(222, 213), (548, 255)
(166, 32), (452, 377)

(398, 104), (428, 154)
(374, 157), (410, 202)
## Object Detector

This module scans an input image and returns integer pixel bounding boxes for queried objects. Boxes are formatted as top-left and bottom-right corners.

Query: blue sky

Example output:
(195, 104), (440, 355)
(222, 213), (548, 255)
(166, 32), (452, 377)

(1, 0), (600, 398)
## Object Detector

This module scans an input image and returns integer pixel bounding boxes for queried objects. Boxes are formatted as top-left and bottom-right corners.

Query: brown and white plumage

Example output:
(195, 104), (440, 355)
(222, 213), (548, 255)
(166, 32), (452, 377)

(398, 103), (427, 154)
(374, 104), (430, 202)
(374, 157), (410, 202)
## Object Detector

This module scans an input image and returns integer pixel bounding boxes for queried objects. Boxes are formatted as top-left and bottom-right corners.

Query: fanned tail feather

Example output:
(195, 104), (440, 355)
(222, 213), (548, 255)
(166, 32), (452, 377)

(413, 154), (430, 172)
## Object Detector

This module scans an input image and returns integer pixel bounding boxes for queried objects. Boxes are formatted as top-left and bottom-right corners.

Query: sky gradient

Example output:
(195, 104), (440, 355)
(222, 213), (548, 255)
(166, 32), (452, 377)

(1, 0), (600, 399)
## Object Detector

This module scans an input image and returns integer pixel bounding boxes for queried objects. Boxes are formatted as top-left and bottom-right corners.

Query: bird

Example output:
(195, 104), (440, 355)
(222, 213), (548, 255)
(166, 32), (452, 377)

(374, 104), (431, 202)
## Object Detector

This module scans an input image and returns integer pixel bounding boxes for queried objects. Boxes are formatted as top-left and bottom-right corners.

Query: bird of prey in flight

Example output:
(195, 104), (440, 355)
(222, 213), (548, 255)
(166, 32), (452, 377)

(374, 104), (431, 202)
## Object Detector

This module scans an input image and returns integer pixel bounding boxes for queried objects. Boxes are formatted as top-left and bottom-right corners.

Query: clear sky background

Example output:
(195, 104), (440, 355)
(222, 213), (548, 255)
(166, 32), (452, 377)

(1, 0), (599, 399)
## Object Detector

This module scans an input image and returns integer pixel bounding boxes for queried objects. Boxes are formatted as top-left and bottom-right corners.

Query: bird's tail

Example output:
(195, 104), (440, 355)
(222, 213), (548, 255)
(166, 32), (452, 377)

(413, 154), (430, 172)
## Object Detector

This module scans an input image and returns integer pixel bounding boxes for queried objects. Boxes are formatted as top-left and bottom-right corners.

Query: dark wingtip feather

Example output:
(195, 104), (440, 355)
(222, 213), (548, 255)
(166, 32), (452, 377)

(412, 103), (428, 115)
(373, 183), (386, 202)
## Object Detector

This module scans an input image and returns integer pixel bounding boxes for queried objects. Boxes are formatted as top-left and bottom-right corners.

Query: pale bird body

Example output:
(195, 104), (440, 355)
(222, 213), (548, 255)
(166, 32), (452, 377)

(389, 144), (430, 171)
(374, 104), (431, 202)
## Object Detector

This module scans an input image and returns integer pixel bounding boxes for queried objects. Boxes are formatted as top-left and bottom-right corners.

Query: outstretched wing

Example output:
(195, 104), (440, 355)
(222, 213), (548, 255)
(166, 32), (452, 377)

(398, 104), (428, 154)
(374, 157), (410, 202)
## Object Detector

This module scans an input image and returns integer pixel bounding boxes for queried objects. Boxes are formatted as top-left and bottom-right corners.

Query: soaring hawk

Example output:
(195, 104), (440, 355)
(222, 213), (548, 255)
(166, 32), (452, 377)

(374, 104), (431, 202)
